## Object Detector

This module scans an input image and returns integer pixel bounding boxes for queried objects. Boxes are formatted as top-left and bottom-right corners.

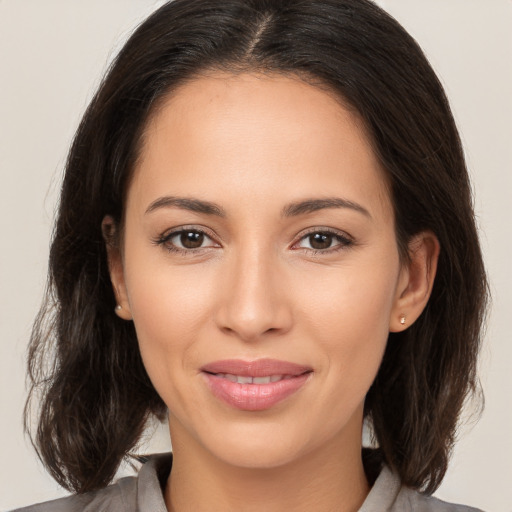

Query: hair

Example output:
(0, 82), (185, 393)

(25, 0), (488, 496)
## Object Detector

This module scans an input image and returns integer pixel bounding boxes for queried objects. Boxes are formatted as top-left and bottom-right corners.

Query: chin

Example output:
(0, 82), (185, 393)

(194, 417), (333, 471)
(212, 438), (309, 470)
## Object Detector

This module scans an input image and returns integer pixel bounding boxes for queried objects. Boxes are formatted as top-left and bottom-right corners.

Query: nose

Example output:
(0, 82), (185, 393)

(214, 244), (293, 342)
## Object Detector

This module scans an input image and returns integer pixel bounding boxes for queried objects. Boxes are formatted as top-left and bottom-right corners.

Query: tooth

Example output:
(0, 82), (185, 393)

(253, 376), (271, 384)
(217, 374), (288, 384)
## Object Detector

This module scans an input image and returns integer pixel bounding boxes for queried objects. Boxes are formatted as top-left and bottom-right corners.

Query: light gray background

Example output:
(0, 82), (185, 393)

(1, 1), (511, 510)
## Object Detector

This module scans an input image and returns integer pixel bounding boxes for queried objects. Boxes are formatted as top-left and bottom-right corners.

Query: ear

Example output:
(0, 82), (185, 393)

(389, 231), (440, 332)
(102, 216), (133, 321)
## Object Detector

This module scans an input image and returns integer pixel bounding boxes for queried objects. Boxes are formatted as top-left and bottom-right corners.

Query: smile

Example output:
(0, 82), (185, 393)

(200, 359), (313, 411)
(213, 373), (295, 384)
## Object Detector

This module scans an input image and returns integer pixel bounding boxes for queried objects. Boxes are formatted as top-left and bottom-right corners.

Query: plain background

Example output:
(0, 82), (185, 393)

(1, 1), (511, 510)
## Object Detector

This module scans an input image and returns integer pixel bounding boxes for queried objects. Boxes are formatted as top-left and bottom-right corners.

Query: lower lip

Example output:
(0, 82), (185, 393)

(202, 372), (312, 411)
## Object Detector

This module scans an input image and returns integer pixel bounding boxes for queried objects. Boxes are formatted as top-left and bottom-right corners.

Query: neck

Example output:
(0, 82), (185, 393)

(165, 422), (370, 512)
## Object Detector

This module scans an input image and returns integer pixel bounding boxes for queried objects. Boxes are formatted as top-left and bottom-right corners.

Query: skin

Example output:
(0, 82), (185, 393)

(105, 72), (439, 512)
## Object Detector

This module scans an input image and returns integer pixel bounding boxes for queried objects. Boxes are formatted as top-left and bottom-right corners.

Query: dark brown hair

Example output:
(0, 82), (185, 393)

(25, 0), (488, 496)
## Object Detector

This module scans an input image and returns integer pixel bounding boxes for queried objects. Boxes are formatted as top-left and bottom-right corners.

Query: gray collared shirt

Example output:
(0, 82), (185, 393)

(12, 453), (483, 511)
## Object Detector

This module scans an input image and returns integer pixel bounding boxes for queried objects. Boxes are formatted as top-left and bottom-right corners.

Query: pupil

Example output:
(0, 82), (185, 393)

(181, 231), (204, 249)
(310, 233), (332, 250)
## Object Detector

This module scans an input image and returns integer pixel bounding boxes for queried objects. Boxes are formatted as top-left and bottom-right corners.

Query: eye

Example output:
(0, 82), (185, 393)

(171, 230), (209, 249)
(154, 227), (219, 254)
(295, 230), (353, 253)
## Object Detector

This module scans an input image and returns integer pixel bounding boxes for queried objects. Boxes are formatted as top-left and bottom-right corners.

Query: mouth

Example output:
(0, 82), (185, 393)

(201, 358), (312, 377)
(200, 359), (313, 411)
(209, 373), (297, 384)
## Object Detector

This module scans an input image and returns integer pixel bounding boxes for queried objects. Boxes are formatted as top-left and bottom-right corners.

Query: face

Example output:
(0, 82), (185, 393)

(109, 72), (418, 470)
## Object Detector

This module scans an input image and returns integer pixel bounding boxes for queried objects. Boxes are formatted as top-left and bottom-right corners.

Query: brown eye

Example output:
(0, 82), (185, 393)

(179, 231), (205, 249)
(295, 230), (352, 253)
(308, 233), (333, 250)
(159, 228), (217, 252)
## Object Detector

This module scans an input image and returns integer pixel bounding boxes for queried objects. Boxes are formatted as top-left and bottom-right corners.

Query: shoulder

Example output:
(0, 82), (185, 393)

(396, 486), (484, 512)
(361, 464), (484, 512)
(11, 453), (172, 512)
(11, 475), (137, 512)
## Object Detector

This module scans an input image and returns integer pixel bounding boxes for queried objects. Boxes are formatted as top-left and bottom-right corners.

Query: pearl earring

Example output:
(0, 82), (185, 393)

(400, 315), (406, 325)
(115, 305), (122, 311)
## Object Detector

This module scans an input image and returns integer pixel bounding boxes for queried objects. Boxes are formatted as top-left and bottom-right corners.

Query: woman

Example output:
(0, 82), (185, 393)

(17, 0), (488, 510)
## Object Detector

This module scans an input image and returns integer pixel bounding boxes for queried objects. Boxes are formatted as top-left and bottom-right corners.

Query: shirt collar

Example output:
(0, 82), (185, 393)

(135, 452), (402, 511)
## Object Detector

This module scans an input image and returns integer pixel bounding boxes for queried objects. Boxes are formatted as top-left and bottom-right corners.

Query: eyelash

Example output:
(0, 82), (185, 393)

(152, 226), (354, 256)
(152, 226), (219, 256)
(294, 227), (354, 255)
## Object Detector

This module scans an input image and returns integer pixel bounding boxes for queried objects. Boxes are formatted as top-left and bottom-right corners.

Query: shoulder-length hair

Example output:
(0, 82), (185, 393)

(26, 0), (488, 495)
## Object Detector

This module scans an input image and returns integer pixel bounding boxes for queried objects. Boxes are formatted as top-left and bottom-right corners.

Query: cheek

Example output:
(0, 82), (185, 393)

(123, 250), (217, 383)
(299, 253), (399, 335)
(297, 257), (399, 403)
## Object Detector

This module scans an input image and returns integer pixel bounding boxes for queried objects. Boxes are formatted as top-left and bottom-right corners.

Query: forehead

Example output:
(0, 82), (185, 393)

(130, 72), (392, 219)
(143, 71), (367, 156)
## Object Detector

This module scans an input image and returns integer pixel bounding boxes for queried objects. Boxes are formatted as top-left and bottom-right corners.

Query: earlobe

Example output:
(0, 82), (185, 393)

(102, 216), (133, 321)
(389, 231), (440, 332)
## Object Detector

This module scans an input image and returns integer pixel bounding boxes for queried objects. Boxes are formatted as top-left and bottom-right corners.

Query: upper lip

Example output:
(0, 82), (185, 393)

(201, 358), (312, 377)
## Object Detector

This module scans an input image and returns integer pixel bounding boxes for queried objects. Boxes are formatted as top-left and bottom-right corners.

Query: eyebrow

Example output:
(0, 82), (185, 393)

(281, 197), (371, 218)
(145, 195), (371, 219)
(145, 196), (227, 217)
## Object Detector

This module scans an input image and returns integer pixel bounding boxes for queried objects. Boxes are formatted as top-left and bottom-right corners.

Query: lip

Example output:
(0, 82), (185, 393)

(201, 358), (312, 377)
(200, 359), (313, 411)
